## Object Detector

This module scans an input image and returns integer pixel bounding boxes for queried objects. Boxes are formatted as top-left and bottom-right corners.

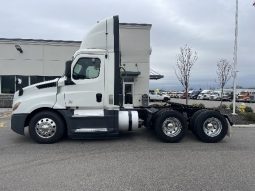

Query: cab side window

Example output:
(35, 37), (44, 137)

(73, 58), (101, 80)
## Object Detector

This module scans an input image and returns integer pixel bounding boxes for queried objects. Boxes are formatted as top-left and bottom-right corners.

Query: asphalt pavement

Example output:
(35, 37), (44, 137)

(1, 114), (255, 191)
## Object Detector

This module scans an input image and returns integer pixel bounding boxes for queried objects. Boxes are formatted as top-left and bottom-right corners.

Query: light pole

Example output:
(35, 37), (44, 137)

(232, 0), (238, 115)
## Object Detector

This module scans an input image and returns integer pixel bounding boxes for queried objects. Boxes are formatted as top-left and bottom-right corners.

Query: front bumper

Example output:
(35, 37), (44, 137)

(11, 113), (28, 135)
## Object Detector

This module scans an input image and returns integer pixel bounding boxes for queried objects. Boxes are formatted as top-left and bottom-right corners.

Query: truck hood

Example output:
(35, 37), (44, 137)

(12, 78), (59, 111)
(16, 78), (58, 97)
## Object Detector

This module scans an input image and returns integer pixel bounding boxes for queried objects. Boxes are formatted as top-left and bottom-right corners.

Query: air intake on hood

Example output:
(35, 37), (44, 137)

(36, 82), (57, 89)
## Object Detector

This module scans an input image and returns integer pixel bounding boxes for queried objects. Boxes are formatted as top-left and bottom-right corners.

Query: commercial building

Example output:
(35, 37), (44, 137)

(0, 38), (81, 95)
(0, 38), (80, 107)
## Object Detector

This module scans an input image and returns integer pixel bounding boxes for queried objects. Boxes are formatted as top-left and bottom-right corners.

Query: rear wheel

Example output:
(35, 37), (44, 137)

(154, 110), (187, 142)
(29, 111), (65, 144)
(194, 110), (228, 143)
(189, 109), (207, 134)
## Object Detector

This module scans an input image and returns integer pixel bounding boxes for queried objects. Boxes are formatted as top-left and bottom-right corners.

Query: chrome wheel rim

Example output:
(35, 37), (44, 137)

(203, 117), (222, 137)
(35, 118), (56, 139)
(162, 117), (182, 137)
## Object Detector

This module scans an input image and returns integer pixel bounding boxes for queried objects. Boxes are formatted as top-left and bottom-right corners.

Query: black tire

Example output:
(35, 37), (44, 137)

(194, 110), (228, 143)
(154, 110), (187, 143)
(147, 107), (165, 130)
(29, 111), (65, 144)
(189, 109), (207, 133)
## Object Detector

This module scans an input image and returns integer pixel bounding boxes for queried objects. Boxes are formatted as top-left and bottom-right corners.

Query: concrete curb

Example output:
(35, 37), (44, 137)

(233, 124), (255, 128)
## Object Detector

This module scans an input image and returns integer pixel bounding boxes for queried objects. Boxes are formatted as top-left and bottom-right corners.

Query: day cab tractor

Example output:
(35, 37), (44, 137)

(11, 16), (232, 144)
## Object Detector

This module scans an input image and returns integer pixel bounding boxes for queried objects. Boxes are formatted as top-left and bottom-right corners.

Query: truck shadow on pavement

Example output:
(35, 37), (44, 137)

(11, 128), (202, 145)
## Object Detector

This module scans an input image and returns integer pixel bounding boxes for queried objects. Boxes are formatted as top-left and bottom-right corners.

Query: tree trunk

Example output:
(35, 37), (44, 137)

(185, 87), (188, 105)
(220, 87), (223, 107)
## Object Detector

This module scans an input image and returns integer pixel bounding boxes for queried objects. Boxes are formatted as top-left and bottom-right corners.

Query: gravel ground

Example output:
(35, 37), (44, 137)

(216, 109), (250, 125)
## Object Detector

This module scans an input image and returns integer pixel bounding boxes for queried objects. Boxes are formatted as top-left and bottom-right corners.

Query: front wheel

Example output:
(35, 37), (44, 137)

(29, 111), (65, 144)
(194, 110), (228, 143)
(154, 110), (187, 142)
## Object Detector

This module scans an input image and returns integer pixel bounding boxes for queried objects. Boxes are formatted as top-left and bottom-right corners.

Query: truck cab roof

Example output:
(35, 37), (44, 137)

(73, 49), (106, 58)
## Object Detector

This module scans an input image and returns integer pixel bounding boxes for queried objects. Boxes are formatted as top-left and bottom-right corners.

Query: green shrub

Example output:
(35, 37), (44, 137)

(244, 106), (253, 113)
(198, 103), (205, 108)
(192, 103), (205, 108)
(240, 112), (255, 123)
(229, 103), (238, 112)
(220, 104), (228, 109)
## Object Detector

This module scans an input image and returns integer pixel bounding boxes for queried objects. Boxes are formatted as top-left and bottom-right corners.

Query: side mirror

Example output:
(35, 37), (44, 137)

(16, 78), (23, 96)
(65, 60), (72, 79)
(16, 78), (22, 85)
(65, 60), (75, 85)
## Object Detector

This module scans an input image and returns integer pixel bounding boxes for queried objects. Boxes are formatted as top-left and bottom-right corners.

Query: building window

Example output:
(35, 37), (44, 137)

(1, 76), (15, 94)
(30, 76), (44, 85)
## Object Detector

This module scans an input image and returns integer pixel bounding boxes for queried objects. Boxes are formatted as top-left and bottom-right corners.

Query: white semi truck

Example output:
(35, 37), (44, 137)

(11, 16), (232, 143)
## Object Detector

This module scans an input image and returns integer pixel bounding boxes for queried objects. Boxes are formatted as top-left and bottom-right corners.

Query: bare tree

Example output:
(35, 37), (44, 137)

(216, 59), (232, 107)
(175, 45), (198, 105)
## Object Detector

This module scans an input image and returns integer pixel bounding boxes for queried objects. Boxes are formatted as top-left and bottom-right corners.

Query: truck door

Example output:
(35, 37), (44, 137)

(64, 54), (104, 108)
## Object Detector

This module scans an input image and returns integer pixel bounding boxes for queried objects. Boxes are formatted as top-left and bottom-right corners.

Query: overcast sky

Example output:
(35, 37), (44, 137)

(0, 0), (254, 90)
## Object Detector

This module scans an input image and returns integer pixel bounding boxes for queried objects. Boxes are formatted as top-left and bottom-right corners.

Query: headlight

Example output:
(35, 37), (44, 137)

(12, 102), (21, 111)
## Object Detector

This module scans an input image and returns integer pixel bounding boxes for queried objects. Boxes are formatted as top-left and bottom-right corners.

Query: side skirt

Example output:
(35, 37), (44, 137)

(57, 109), (119, 139)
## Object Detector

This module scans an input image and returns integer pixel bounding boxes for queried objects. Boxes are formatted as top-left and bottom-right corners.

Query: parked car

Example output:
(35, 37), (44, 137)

(237, 91), (255, 102)
(222, 92), (233, 101)
(250, 92), (255, 103)
(209, 91), (221, 101)
(190, 90), (201, 99)
(180, 90), (194, 99)
(149, 90), (170, 102)
(169, 91), (178, 98)
(161, 92), (170, 97)
(180, 92), (188, 99)
(197, 90), (212, 100)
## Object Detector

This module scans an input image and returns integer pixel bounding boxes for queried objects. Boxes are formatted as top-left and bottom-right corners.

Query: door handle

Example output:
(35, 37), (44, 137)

(96, 93), (102, 102)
